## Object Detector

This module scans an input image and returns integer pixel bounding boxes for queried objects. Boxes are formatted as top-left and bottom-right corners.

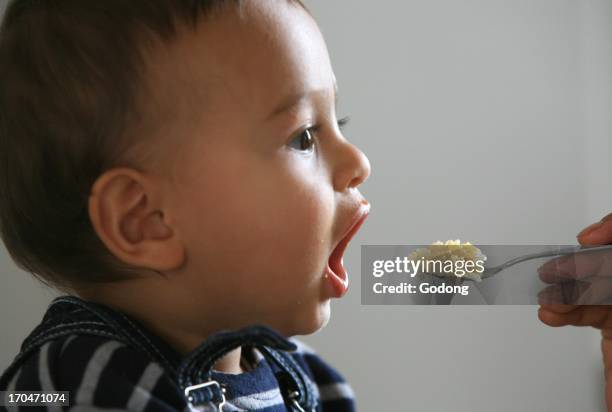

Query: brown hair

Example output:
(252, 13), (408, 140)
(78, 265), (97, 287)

(0, 0), (306, 293)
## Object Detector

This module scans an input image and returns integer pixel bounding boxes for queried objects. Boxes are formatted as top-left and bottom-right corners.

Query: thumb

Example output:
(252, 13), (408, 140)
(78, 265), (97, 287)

(577, 213), (612, 246)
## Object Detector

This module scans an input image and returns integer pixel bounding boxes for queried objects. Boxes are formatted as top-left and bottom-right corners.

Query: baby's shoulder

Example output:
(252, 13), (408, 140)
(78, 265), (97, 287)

(288, 337), (356, 410)
(288, 336), (347, 382)
(1, 334), (183, 411)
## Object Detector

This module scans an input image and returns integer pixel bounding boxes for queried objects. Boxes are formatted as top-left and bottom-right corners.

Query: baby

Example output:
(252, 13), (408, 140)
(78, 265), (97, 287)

(0, 0), (370, 411)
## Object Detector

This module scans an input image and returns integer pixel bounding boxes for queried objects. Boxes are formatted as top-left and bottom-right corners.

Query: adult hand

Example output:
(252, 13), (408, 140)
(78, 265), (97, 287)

(538, 213), (612, 409)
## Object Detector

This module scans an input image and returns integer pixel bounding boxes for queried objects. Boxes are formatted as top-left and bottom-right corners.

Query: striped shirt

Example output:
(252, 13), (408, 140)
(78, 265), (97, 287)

(1, 333), (356, 411)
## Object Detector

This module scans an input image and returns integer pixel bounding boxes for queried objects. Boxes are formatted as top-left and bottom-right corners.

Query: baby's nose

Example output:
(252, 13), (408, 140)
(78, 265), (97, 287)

(332, 140), (371, 192)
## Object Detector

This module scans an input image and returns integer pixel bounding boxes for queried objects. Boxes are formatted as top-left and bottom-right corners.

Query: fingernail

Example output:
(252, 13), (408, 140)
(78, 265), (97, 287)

(601, 213), (612, 222)
(577, 221), (604, 238)
(537, 264), (551, 276)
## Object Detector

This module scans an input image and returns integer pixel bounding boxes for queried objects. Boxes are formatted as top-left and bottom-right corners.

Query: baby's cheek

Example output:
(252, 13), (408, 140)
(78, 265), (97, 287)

(284, 198), (332, 273)
(243, 200), (330, 288)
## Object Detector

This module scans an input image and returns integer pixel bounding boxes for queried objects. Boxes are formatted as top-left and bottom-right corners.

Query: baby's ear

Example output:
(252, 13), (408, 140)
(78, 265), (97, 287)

(88, 168), (185, 273)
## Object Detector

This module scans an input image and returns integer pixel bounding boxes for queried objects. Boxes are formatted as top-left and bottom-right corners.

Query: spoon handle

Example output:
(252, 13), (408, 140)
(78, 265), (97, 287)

(496, 244), (612, 272)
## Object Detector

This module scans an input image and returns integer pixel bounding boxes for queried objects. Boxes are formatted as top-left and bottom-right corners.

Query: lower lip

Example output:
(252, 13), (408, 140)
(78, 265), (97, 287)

(324, 261), (348, 298)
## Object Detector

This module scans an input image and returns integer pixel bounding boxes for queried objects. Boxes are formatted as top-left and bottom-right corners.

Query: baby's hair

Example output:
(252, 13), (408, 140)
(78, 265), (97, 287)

(0, 0), (307, 294)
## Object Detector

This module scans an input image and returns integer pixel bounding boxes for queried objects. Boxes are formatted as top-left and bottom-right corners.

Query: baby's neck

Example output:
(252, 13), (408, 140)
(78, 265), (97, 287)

(212, 347), (244, 374)
(73, 283), (249, 375)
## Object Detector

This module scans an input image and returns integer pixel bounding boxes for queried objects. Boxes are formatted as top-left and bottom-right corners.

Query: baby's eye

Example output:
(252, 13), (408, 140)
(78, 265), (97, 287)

(286, 117), (350, 153)
(287, 128), (315, 153)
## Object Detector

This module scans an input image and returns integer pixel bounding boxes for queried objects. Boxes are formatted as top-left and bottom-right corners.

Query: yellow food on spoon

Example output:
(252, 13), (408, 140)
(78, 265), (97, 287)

(408, 240), (487, 281)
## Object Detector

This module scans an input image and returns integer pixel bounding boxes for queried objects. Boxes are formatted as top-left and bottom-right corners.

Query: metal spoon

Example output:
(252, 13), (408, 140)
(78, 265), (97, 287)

(423, 244), (612, 282)
(414, 244), (612, 304)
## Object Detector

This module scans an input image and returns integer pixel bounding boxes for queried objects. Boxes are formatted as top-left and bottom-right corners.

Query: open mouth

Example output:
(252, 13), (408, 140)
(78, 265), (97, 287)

(325, 204), (371, 297)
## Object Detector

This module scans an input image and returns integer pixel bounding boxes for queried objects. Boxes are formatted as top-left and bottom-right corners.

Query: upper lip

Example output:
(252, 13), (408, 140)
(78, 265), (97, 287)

(330, 199), (371, 256)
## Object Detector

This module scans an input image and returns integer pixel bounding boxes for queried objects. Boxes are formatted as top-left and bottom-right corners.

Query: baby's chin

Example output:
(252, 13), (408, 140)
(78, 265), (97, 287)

(280, 298), (332, 337)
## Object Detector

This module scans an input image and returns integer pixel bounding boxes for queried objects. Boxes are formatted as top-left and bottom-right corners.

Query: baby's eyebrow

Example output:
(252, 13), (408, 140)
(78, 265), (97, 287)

(265, 82), (338, 121)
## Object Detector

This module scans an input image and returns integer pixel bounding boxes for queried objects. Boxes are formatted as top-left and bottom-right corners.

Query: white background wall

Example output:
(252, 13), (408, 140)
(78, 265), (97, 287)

(1, 0), (611, 411)
(299, 1), (612, 411)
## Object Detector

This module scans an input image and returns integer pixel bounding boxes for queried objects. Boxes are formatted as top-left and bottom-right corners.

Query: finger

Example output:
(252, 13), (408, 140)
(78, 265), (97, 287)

(537, 304), (579, 327)
(538, 283), (587, 305)
(577, 214), (612, 246)
(538, 277), (612, 305)
(538, 255), (575, 283)
(538, 250), (611, 283)
(538, 303), (578, 313)
(538, 305), (612, 328)
(538, 307), (576, 327)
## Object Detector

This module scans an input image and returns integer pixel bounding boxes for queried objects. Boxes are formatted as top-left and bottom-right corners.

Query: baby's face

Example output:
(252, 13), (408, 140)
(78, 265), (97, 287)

(152, 0), (370, 336)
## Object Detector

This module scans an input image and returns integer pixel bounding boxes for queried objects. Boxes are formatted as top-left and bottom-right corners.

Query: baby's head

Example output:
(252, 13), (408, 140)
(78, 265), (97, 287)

(0, 0), (370, 346)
